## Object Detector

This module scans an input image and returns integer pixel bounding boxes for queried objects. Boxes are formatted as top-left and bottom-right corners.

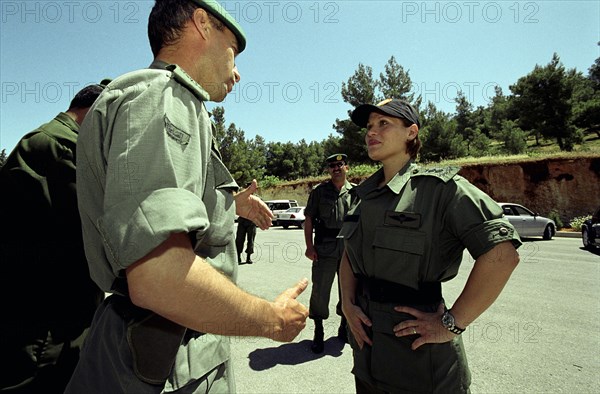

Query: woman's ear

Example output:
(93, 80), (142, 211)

(407, 124), (419, 141)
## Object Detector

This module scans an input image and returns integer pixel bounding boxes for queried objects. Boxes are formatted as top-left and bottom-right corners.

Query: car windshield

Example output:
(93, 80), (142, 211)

(269, 203), (290, 211)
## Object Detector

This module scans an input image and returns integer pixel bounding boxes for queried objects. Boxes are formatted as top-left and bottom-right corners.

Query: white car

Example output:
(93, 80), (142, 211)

(265, 199), (299, 226)
(498, 202), (556, 240)
(277, 207), (306, 229)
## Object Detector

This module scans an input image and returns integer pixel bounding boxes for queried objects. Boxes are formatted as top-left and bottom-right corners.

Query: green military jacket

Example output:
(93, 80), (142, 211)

(75, 60), (238, 391)
(0, 112), (102, 339)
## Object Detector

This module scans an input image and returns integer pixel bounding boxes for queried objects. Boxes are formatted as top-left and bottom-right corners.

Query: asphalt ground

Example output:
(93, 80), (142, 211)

(229, 227), (599, 393)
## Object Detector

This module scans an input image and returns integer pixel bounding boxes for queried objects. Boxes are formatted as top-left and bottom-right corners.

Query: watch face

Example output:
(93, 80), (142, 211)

(442, 311), (455, 328)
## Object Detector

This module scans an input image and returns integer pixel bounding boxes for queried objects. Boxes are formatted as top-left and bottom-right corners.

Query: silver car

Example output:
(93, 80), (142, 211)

(499, 202), (556, 240)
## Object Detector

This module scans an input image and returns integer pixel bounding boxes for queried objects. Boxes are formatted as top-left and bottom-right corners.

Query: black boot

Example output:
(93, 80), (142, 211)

(245, 253), (253, 264)
(311, 319), (324, 354)
(237, 254), (243, 264)
(337, 316), (348, 343)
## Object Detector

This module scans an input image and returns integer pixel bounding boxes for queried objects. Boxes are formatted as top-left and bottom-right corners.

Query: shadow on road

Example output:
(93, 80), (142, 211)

(580, 246), (600, 256)
(247, 338), (347, 370)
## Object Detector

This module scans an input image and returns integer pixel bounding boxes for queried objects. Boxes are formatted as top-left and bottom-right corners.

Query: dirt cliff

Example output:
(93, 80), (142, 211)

(457, 157), (600, 223)
(265, 156), (600, 225)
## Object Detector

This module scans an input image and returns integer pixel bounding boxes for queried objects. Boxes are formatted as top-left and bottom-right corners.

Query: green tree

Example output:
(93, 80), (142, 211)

(0, 149), (7, 170)
(419, 103), (467, 162)
(571, 50), (600, 138)
(335, 57), (421, 164)
(334, 63), (377, 163)
(495, 120), (527, 154)
(509, 53), (579, 151)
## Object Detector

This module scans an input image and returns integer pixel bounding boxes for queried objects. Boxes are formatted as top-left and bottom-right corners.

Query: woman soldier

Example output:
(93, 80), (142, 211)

(338, 99), (521, 393)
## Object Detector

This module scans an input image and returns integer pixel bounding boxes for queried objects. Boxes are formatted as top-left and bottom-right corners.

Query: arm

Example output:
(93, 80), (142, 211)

(304, 215), (318, 261)
(339, 250), (372, 348)
(394, 241), (519, 349)
(127, 232), (308, 342)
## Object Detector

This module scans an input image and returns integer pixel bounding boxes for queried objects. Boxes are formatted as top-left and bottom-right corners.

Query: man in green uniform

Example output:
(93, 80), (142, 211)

(236, 216), (257, 264)
(65, 1), (308, 393)
(304, 153), (355, 353)
(0, 82), (108, 392)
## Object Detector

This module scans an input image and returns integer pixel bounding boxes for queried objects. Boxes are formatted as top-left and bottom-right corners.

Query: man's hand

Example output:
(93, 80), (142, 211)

(304, 245), (318, 261)
(235, 179), (273, 230)
(269, 278), (309, 342)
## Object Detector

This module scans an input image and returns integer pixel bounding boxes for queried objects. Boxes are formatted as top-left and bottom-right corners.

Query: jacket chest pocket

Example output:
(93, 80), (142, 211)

(371, 226), (426, 287)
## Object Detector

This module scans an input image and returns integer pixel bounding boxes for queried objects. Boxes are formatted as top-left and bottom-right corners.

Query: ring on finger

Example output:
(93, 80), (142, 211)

(412, 328), (417, 335)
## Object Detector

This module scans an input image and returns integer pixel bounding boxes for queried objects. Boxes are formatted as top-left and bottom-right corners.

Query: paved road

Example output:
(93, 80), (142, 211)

(230, 226), (600, 393)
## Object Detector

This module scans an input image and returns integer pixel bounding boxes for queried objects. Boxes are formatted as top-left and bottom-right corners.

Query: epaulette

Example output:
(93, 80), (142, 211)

(411, 166), (460, 183)
(166, 64), (209, 101)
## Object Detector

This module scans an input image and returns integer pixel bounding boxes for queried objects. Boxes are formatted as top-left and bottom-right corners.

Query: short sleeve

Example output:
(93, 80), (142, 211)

(445, 177), (522, 259)
(99, 77), (212, 270)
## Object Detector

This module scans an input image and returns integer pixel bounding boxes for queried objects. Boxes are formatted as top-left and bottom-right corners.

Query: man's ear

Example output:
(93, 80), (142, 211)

(191, 8), (210, 40)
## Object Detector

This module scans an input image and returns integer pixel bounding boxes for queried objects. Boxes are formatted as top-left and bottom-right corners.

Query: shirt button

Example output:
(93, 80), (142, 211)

(499, 227), (508, 236)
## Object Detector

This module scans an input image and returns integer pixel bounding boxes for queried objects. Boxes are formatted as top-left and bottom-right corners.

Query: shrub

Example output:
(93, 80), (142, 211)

(259, 175), (282, 189)
(569, 215), (592, 232)
(547, 210), (563, 230)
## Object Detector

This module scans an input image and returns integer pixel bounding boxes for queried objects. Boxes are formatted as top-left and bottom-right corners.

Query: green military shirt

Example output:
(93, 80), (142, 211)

(0, 112), (103, 389)
(341, 161), (521, 289)
(338, 160), (521, 393)
(75, 60), (238, 391)
(305, 179), (354, 232)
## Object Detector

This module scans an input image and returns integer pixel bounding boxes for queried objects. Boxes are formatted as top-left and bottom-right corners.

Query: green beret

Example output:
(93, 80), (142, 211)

(326, 153), (347, 163)
(191, 0), (246, 53)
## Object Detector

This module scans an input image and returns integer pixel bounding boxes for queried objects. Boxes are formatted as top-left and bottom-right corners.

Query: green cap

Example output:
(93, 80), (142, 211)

(191, 0), (247, 53)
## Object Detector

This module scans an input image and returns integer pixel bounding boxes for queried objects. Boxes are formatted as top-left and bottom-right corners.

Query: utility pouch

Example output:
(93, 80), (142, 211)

(111, 296), (186, 385)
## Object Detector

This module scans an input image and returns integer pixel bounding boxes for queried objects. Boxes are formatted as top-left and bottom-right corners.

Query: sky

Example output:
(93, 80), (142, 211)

(1, 0), (599, 152)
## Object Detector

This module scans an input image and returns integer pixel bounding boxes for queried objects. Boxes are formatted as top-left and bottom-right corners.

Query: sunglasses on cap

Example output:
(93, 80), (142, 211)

(328, 162), (345, 169)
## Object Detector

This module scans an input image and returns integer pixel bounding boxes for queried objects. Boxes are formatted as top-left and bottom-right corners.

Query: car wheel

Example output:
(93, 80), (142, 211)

(543, 224), (554, 240)
(282, 224), (289, 229)
(582, 227), (590, 249)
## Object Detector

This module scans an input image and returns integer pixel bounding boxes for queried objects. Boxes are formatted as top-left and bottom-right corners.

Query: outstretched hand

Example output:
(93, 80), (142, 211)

(234, 179), (273, 230)
(270, 278), (310, 342)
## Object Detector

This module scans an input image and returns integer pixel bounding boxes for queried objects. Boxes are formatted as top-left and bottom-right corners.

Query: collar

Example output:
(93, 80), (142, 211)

(355, 161), (419, 199)
(54, 112), (79, 133)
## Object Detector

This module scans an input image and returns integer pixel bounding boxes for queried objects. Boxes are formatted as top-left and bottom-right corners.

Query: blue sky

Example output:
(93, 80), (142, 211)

(1, 0), (598, 152)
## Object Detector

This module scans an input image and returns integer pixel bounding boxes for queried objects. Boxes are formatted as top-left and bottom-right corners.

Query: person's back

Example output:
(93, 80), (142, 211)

(0, 83), (106, 392)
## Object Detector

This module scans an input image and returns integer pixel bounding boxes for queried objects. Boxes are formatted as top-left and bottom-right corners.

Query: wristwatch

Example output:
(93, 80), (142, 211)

(441, 309), (465, 335)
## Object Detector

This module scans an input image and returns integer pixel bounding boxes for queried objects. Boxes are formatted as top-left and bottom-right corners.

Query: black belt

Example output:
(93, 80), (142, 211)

(316, 227), (341, 240)
(357, 276), (441, 305)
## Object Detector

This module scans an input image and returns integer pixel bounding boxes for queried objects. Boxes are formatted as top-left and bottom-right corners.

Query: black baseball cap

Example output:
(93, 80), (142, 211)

(351, 98), (420, 128)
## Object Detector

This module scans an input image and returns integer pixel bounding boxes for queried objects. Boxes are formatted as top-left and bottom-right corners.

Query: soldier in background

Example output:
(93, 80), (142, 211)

(304, 153), (355, 353)
(0, 82), (108, 393)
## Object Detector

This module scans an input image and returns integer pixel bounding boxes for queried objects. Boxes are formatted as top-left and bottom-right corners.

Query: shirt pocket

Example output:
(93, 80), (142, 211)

(372, 226), (426, 287)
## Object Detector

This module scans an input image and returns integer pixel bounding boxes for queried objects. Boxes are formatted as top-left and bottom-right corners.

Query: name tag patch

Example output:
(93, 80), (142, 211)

(164, 115), (190, 146)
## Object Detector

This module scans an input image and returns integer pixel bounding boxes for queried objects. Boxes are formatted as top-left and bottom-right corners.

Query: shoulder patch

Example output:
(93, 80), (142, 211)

(411, 166), (460, 183)
(164, 115), (190, 146)
(166, 64), (209, 101)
